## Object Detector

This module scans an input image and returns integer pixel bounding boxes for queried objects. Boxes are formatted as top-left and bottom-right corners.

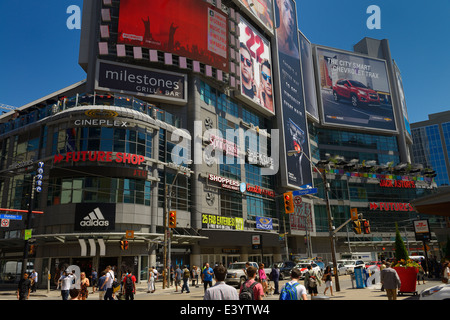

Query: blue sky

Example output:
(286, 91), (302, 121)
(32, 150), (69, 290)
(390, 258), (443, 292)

(0, 0), (449, 123)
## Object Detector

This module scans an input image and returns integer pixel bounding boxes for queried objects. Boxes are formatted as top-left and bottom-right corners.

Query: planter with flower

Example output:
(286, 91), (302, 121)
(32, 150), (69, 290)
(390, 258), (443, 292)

(393, 259), (420, 295)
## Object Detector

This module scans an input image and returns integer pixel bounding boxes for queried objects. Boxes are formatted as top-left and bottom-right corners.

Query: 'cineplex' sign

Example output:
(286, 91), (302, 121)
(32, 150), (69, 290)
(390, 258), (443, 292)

(54, 151), (145, 165)
(370, 202), (416, 212)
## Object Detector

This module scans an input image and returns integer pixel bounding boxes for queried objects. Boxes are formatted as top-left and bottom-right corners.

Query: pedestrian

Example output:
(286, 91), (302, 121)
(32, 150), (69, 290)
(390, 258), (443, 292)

(174, 265), (182, 292)
(304, 265), (321, 297)
(16, 272), (31, 300)
(69, 288), (80, 300)
(269, 264), (280, 294)
(380, 260), (387, 291)
(322, 266), (334, 296)
(417, 262), (426, 285)
(239, 266), (264, 300)
(122, 269), (136, 300)
(258, 263), (268, 295)
(100, 266), (115, 300)
(79, 272), (90, 300)
(59, 269), (75, 300)
(97, 271), (107, 300)
(442, 262), (449, 284)
(279, 268), (308, 300)
(181, 265), (191, 293)
(204, 265), (239, 300)
(147, 267), (156, 293)
(30, 269), (38, 293)
(191, 266), (199, 288)
(380, 262), (401, 300)
(202, 263), (214, 292)
(90, 269), (98, 294)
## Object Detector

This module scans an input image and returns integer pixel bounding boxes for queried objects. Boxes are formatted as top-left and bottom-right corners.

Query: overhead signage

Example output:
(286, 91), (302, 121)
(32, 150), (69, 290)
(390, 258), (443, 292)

(74, 119), (128, 128)
(292, 188), (318, 196)
(210, 135), (240, 157)
(201, 214), (244, 230)
(413, 219), (431, 242)
(245, 184), (276, 198)
(54, 151), (145, 166)
(0, 214), (22, 220)
(379, 179), (415, 188)
(75, 203), (116, 232)
(256, 217), (273, 230)
(96, 60), (187, 104)
(208, 173), (240, 191)
(247, 149), (274, 168)
(369, 202), (416, 212)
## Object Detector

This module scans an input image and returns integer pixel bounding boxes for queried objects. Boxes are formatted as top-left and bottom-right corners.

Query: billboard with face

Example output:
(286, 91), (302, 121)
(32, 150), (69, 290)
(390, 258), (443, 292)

(299, 31), (319, 121)
(117, 0), (228, 72)
(234, 0), (275, 33)
(274, 0), (312, 188)
(316, 46), (397, 132)
(237, 17), (274, 116)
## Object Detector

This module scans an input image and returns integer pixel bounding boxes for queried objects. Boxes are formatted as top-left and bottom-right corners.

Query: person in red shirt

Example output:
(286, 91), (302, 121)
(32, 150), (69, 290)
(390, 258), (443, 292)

(240, 266), (265, 300)
(122, 270), (137, 300)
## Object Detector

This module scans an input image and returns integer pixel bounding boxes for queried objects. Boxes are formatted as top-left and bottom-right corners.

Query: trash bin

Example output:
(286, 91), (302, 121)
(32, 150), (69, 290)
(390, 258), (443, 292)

(311, 295), (330, 300)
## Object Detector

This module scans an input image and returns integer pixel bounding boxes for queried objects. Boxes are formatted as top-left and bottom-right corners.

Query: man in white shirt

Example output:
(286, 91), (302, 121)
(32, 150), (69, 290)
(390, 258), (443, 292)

(59, 270), (75, 300)
(204, 265), (238, 300)
(100, 266), (115, 300)
(30, 270), (38, 293)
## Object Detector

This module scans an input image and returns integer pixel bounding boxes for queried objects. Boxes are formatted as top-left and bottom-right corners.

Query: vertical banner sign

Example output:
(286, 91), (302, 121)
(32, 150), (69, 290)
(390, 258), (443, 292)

(274, 0), (312, 188)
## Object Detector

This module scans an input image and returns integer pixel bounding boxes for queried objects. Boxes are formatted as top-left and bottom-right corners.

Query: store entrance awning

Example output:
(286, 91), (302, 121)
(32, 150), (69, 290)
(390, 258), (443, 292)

(410, 186), (450, 217)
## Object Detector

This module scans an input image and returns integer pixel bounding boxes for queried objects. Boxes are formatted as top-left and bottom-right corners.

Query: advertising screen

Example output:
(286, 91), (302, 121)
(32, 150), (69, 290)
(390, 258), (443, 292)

(117, 0), (228, 72)
(274, 0), (312, 188)
(235, 0), (274, 33)
(299, 31), (319, 121)
(237, 17), (274, 116)
(393, 61), (411, 136)
(316, 46), (397, 132)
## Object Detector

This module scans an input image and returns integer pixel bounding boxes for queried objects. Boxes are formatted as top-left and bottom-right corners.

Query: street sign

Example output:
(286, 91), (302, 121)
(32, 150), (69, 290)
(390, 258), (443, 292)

(292, 188), (318, 196)
(0, 214), (22, 220)
(294, 196), (302, 205)
(1, 219), (9, 227)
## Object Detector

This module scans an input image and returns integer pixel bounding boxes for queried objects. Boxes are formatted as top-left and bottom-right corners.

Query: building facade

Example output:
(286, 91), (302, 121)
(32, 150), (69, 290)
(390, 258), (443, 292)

(0, 0), (447, 288)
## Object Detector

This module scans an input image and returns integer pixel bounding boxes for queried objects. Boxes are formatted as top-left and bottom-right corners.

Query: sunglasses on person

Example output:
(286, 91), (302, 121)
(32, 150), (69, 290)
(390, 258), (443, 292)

(241, 54), (252, 67)
(261, 71), (272, 84)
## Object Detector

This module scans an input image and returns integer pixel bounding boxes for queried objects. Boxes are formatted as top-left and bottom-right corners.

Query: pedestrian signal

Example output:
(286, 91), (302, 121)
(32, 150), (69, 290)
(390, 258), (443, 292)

(169, 211), (177, 228)
(120, 240), (129, 250)
(362, 219), (371, 234)
(283, 192), (294, 214)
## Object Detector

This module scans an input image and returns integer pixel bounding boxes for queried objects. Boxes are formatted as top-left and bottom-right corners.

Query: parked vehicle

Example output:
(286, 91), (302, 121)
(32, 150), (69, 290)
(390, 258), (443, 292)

(328, 262), (347, 276)
(339, 260), (365, 274)
(225, 262), (271, 287)
(419, 283), (450, 300)
(269, 261), (296, 280)
(294, 261), (322, 279)
(332, 79), (380, 107)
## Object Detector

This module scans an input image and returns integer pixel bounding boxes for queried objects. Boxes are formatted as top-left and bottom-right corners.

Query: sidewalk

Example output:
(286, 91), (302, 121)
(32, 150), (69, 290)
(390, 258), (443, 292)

(1, 277), (443, 301)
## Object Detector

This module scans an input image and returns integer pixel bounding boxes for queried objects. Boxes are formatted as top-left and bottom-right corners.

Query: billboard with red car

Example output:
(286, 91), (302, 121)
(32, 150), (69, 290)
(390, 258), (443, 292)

(117, 0), (229, 72)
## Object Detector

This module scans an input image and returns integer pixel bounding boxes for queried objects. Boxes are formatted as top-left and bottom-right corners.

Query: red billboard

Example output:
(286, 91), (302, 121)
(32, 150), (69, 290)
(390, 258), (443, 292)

(117, 0), (229, 72)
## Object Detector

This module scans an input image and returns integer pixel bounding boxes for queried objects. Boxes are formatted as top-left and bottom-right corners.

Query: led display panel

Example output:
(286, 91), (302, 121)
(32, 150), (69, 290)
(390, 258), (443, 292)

(316, 46), (397, 132)
(235, 0), (275, 33)
(299, 31), (319, 121)
(117, 0), (229, 72)
(237, 16), (275, 116)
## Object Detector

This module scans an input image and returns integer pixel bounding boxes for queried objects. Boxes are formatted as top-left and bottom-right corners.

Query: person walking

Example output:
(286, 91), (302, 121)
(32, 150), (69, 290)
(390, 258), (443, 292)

(304, 265), (321, 297)
(322, 266), (334, 296)
(202, 263), (214, 292)
(380, 262), (401, 300)
(30, 270), (38, 293)
(100, 266), (115, 300)
(239, 266), (265, 300)
(204, 265), (239, 300)
(442, 262), (450, 283)
(59, 269), (75, 300)
(181, 265), (191, 293)
(270, 264), (280, 294)
(90, 269), (98, 294)
(79, 272), (90, 300)
(258, 263), (268, 295)
(279, 268), (308, 300)
(122, 270), (136, 300)
(174, 265), (182, 292)
(97, 271), (107, 300)
(191, 266), (199, 288)
(16, 272), (31, 300)
(147, 267), (156, 293)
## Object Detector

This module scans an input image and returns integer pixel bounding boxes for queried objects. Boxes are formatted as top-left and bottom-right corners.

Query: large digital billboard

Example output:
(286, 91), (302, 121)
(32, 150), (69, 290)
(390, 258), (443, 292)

(299, 31), (319, 121)
(316, 46), (397, 132)
(237, 16), (275, 116)
(117, 0), (229, 72)
(274, 0), (312, 188)
(234, 0), (275, 34)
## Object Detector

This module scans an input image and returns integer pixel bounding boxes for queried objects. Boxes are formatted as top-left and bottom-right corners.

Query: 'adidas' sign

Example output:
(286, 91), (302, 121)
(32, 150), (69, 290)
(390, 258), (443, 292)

(80, 207), (110, 227)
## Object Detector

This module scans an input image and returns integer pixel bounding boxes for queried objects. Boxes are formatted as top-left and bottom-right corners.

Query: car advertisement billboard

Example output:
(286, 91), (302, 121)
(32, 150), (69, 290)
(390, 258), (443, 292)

(316, 46), (397, 132)
(299, 31), (319, 121)
(237, 16), (275, 116)
(117, 0), (229, 72)
(234, 0), (275, 34)
(274, 0), (312, 188)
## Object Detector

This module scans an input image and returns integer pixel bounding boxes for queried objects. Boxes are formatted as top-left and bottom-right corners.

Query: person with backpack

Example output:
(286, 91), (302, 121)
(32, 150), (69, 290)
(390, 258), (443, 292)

(122, 269), (136, 300)
(239, 266), (264, 300)
(279, 268), (308, 300)
(181, 265), (191, 293)
(304, 265), (321, 297)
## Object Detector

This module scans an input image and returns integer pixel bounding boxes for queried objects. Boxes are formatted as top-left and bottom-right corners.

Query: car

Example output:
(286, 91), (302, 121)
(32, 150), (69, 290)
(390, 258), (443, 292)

(365, 261), (382, 269)
(419, 283), (450, 300)
(339, 260), (365, 274)
(327, 262), (347, 276)
(294, 261), (322, 279)
(332, 79), (380, 107)
(269, 261), (296, 280)
(225, 262), (271, 287)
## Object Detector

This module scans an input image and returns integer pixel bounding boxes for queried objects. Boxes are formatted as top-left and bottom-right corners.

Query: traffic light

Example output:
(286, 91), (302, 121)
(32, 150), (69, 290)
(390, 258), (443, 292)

(362, 219), (371, 234)
(120, 240), (129, 250)
(169, 211), (177, 228)
(283, 192), (294, 214)
(352, 220), (362, 234)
